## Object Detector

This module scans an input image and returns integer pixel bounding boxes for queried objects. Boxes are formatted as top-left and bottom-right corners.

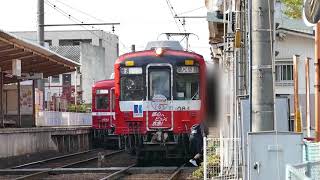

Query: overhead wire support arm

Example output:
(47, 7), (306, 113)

(40, 23), (120, 27)
(158, 32), (199, 50)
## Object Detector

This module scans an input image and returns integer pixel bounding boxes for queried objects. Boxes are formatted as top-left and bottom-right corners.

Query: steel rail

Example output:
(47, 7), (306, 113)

(11, 149), (96, 169)
(14, 150), (124, 180)
(99, 163), (136, 180)
(168, 163), (185, 180)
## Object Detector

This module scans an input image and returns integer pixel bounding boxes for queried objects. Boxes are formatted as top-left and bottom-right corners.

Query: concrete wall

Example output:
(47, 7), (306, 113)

(0, 127), (91, 158)
(80, 43), (106, 103)
(0, 129), (56, 158)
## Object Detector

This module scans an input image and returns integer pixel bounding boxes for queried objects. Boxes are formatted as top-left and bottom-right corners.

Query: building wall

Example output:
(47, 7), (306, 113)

(12, 30), (118, 79)
(275, 33), (315, 94)
(80, 43), (106, 103)
(11, 30), (119, 105)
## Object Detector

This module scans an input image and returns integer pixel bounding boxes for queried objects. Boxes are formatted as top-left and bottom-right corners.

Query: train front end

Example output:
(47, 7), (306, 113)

(114, 43), (206, 159)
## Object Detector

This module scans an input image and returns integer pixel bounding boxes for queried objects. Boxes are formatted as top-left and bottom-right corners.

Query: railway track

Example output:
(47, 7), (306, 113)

(0, 150), (197, 180)
(11, 149), (124, 180)
(97, 163), (188, 180)
(0, 164), (196, 180)
(11, 149), (101, 169)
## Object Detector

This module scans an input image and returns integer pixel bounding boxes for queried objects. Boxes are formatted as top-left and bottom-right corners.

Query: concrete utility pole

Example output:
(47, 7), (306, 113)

(315, 22), (320, 141)
(37, 0), (44, 46)
(251, 0), (275, 131)
(37, 0), (46, 111)
(131, 44), (136, 52)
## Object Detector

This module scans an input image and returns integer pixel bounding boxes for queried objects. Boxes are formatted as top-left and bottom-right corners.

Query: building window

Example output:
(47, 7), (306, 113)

(44, 77), (49, 83)
(62, 74), (72, 86)
(275, 64), (293, 82)
(44, 40), (52, 46)
(51, 75), (60, 83)
(289, 114), (294, 132)
(59, 39), (92, 46)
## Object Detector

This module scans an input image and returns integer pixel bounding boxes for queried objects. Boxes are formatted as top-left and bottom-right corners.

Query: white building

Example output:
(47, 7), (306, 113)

(274, 2), (315, 133)
(11, 30), (119, 105)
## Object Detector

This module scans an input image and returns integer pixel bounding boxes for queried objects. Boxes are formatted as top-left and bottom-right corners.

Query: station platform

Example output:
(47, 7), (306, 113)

(0, 126), (92, 159)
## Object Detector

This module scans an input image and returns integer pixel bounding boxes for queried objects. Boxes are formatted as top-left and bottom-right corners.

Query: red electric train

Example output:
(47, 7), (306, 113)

(92, 79), (117, 147)
(113, 41), (207, 160)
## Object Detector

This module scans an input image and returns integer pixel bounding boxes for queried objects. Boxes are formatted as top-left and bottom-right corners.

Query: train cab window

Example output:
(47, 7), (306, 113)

(95, 91), (109, 109)
(175, 75), (200, 100)
(120, 76), (144, 101)
(149, 71), (170, 99)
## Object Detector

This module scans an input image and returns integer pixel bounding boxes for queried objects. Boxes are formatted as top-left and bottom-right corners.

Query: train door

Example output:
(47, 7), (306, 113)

(110, 88), (115, 126)
(146, 64), (173, 130)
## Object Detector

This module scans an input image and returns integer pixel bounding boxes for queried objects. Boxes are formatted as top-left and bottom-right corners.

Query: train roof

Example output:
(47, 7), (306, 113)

(116, 49), (204, 64)
(145, 41), (183, 51)
(92, 79), (114, 89)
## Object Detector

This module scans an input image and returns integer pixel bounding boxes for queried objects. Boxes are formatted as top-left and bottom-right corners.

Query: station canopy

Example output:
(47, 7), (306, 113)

(0, 30), (80, 84)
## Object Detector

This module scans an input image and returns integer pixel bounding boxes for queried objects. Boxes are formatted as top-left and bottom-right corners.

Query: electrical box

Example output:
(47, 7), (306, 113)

(240, 97), (290, 132)
(12, 59), (21, 77)
(248, 132), (303, 180)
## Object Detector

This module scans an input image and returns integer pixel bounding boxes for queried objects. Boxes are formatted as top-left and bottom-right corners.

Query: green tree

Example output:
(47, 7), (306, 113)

(282, 0), (303, 19)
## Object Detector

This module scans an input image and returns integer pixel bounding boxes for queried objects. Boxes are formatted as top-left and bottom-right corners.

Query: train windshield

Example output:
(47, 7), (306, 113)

(120, 76), (144, 101)
(175, 74), (200, 100)
(149, 70), (170, 99)
(95, 94), (108, 109)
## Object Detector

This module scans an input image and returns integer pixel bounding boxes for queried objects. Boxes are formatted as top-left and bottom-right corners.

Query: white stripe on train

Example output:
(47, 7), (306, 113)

(119, 100), (201, 111)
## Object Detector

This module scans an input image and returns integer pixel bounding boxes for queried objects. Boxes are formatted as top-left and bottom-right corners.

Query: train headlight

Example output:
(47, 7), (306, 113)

(184, 59), (194, 65)
(125, 60), (135, 66)
(155, 48), (164, 56)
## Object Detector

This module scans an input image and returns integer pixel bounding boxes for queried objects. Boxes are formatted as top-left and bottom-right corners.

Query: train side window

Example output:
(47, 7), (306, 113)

(175, 75), (199, 100)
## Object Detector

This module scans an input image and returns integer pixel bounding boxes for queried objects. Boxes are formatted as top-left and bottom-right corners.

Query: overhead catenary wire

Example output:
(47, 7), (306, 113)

(177, 5), (205, 15)
(44, 0), (127, 54)
(164, 0), (186, 32)
(53, 0), (114, 22)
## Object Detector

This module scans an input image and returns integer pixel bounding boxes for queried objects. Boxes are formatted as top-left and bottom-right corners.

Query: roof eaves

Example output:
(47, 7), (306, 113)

(0, 29), (81, 67)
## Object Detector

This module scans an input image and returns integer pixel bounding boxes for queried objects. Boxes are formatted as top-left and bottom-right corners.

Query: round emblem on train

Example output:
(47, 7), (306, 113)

(151, 94), (168, 111)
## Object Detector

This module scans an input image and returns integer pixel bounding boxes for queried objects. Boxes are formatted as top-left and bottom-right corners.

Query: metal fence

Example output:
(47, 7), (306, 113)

(36, 111), (92, 126)
(304, 141), (320, 162)
(286, 161), (320, 180)
(286, 141), (320, 180)
(204, 137), (242, 180)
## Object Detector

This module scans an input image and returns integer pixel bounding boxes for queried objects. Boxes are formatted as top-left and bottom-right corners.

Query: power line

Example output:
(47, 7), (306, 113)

(177, 6), (205, 15)
(47, 0), (129, 54)
(44, 0), (126, 54)
(53, 0), (116, 23)
(50, 0), (129, 52)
